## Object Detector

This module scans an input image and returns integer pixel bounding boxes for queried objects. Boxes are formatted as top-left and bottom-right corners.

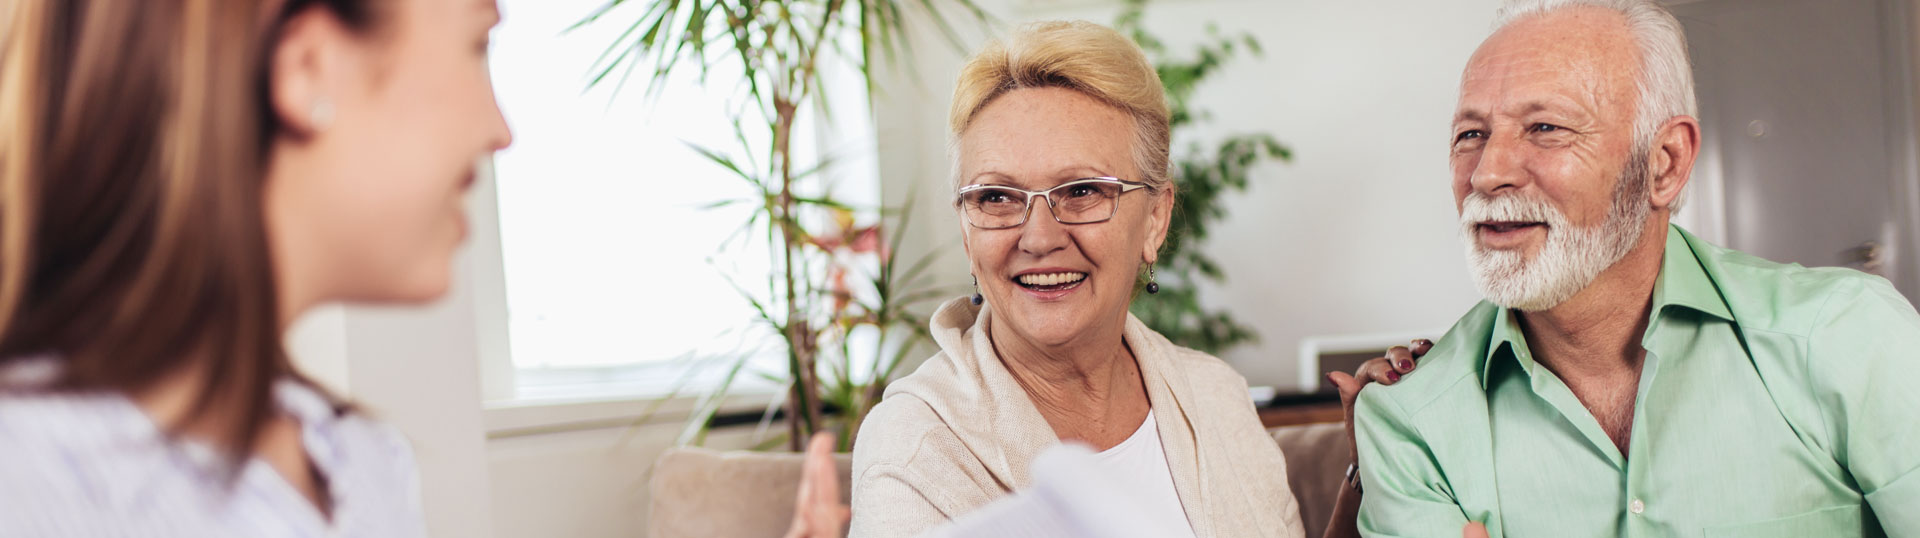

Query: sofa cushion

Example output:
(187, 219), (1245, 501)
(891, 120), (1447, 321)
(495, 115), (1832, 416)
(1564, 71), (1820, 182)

(647, 422), (1348, 538)
(650, 447), (854, 538)
(1271, 421), (1350, 538)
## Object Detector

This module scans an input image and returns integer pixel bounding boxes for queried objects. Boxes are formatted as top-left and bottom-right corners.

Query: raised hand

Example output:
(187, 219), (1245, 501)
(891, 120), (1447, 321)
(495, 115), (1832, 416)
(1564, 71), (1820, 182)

(783, 433), (851, 538)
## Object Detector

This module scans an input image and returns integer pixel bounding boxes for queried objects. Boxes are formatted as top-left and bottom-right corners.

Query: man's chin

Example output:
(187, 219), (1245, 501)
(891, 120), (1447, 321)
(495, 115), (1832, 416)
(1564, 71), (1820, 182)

(1481, 285), (1572, 312)
(1471, 239), (1543, 260)
(1469, 262), (1573, 312)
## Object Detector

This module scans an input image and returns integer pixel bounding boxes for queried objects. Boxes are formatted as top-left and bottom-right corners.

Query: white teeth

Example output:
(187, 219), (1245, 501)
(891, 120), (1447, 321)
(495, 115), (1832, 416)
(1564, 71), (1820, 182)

(1017, 272), (1087, 287)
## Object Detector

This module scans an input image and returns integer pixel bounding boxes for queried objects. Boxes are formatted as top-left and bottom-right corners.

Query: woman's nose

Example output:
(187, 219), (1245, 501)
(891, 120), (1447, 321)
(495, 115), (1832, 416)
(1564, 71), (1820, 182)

(1017, 199), (1070, 256)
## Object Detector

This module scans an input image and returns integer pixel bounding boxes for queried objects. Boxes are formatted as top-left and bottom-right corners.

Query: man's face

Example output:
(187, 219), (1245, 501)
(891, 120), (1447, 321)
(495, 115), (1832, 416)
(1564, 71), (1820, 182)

(1450, 7), (1652, 311)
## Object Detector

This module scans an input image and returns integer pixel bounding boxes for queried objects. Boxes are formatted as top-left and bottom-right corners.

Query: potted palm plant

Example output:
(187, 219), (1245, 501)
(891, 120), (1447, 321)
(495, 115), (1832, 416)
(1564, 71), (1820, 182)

(575, 0), (989, 451)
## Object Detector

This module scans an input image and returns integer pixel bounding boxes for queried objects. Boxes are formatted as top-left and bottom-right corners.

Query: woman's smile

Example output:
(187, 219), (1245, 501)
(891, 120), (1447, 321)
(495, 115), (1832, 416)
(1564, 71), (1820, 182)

(1012, 268), (1090, 300)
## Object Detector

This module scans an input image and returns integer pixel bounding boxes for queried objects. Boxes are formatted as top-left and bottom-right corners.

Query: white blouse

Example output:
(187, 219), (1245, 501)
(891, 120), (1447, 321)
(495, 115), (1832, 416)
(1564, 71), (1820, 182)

(1093, 410), (1199, 538)
(0, 357), (426, 537)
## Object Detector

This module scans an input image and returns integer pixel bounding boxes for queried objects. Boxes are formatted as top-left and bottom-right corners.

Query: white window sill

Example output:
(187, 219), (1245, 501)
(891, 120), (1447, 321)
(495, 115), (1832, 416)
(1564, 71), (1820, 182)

(482, 389), (785, 439)
(484, 353), (792, 438)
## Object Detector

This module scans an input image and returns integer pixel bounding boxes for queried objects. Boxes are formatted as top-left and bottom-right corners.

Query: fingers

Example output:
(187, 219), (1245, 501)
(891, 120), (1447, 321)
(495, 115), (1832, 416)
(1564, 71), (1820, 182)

(805, 432), (836, 487)
(1377, 338), (1435, 383)
(806, 433), (847, 523)
(1327, 371), (1362, 404)
(1330, 370), (1365, 463)
(1355, 356), (1398, 386)
(1385, 346), (1416, 375)
(1410, 338), (1435, 358)
(1463, 521), (1490, 538)
(786, 432), (846, 538)
(784, 450), (816, 538)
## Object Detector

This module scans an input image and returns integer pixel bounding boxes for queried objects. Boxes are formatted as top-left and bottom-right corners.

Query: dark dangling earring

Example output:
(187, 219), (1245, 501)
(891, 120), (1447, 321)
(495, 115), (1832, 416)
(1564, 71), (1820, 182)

(1145, 265), (1160, 294)
(971, 276), (985, 305)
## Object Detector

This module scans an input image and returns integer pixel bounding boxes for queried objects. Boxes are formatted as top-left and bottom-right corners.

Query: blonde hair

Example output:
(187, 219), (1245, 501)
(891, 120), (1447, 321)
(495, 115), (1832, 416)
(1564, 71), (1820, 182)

(948, 21), (1173, 193)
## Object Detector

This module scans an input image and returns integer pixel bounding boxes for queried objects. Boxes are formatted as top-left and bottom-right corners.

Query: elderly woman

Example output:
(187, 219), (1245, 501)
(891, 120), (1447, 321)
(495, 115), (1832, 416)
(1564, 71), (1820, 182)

(847, 20), (1424, 538)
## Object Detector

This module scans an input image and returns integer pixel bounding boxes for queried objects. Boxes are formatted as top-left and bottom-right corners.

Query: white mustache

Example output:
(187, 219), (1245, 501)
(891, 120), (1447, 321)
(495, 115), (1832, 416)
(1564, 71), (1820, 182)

(1459, 191), (1564, 229)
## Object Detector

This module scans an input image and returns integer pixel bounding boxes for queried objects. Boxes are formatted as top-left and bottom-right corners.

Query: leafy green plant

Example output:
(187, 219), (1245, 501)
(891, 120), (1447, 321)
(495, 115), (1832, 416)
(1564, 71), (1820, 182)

(575, 0), (987, 451)
(1118, 0), (1293, 355)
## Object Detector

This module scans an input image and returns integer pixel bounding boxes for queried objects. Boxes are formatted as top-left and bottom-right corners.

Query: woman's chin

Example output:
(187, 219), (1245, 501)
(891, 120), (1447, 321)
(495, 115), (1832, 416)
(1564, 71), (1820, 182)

(996, 307), (1097, 348)
(352, 267), (453, 305)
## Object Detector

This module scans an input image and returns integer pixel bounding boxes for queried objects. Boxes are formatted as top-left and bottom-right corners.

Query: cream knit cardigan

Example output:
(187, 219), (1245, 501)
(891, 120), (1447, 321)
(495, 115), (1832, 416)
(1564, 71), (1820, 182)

(849, 298), (1306, 538)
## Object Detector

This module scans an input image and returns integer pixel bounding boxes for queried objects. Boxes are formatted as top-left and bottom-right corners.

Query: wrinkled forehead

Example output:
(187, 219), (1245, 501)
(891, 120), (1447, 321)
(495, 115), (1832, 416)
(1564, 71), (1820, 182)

(1457, 7), (1642, 121)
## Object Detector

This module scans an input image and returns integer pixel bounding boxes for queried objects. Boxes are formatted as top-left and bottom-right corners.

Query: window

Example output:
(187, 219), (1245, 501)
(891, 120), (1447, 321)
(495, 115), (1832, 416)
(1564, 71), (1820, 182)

(485, 0), (877, 401)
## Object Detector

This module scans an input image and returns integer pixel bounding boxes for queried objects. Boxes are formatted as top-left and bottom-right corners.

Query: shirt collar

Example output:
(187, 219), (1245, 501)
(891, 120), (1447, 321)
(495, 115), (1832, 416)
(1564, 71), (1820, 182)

(1480, 308), (1531, 390)
(1478, 224), (1736, 389)
(1650, 224), (1735, 323)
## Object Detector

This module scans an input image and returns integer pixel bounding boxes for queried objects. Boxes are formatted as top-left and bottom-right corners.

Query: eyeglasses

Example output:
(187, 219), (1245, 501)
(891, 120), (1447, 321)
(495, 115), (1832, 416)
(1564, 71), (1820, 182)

(954, 177), (1154, 230)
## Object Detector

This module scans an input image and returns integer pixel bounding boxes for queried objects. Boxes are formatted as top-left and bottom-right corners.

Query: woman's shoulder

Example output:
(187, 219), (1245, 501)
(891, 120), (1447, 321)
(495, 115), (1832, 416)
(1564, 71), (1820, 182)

(0, 385), (154, 456)
(853, 354), (1000, 481)
(0, 389), (168, 527)
(866, 350), (999, 440)
(852, 391), (954, 467)
(0, 357), (160, 453)
(850, 389), (1008, 525)
(879, 350), (968, 399)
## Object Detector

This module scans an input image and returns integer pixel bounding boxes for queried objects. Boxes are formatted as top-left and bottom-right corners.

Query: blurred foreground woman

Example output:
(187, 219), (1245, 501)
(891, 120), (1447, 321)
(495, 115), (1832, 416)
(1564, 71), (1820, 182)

(0, 1), (845, 536)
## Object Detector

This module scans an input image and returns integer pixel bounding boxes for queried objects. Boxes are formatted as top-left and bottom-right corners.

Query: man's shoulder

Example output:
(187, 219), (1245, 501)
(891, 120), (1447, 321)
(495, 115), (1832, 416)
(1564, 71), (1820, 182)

(1690, 235), (1911, 337)
(1359, 301), (1500, 422)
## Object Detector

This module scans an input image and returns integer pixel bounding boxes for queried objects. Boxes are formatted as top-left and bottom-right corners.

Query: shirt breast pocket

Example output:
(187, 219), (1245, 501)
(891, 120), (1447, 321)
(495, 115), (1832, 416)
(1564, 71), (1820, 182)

(1702, 504), (1871, 538)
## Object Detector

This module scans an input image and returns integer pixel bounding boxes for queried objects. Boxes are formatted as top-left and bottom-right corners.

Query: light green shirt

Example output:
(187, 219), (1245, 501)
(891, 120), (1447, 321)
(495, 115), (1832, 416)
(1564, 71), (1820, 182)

(1355, 225), (1920, 537)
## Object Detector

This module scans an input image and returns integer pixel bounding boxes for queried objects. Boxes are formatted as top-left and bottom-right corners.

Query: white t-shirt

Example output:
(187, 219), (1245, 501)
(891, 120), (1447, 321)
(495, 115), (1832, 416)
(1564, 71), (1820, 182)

(1093, 410), (1198, 538)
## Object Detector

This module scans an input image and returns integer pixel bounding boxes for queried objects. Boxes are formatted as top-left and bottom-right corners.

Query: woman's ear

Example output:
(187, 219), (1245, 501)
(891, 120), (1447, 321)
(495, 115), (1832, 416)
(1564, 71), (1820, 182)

(1142, 188), (1175, 264)
(268, 7), (349, 137)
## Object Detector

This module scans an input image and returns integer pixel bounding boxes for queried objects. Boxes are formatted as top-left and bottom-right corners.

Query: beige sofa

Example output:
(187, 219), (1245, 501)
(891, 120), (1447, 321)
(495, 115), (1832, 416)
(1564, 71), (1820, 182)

(649, 421), (1349, 538)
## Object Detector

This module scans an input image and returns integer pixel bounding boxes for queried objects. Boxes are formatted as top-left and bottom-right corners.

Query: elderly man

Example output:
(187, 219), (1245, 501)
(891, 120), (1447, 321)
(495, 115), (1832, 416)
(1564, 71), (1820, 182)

(1353, 1), (1920, 537)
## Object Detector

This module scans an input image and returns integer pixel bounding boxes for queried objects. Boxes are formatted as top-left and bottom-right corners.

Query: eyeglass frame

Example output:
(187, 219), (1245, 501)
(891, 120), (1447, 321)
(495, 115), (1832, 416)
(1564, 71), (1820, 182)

(953, 177), (1156, 230)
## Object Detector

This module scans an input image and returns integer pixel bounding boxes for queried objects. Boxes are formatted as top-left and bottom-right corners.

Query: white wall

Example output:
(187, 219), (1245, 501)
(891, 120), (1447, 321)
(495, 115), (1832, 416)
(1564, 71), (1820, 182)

(876, 0), (1504, 390)
(487, 419), (764, 538)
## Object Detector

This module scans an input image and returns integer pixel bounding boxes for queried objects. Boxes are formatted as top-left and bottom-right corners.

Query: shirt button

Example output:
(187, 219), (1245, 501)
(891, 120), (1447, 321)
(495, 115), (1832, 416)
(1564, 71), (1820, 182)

(1629, 499), (1646, 515)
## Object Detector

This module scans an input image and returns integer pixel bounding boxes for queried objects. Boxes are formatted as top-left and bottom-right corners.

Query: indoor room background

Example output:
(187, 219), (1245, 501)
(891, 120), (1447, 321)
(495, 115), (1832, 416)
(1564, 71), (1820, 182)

(282, 0), (1920, 536)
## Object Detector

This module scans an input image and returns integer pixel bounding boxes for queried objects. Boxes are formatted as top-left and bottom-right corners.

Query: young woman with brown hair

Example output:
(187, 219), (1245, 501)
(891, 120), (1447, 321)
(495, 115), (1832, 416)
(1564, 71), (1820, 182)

(0, 0), (846, 535)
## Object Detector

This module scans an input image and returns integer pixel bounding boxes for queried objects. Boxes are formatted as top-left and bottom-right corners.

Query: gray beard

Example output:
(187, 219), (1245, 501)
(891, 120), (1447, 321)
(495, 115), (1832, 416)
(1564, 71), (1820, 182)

(1461, 150), (1653, 312)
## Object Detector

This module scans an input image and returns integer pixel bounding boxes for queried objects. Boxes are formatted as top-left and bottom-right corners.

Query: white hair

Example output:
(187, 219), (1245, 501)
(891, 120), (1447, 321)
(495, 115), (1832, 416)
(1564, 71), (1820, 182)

(1492, 0), (1697, 212)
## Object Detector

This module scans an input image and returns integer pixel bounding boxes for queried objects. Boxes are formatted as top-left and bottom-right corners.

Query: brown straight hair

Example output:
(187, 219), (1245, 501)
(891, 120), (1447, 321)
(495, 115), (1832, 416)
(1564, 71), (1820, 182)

(0, 0), (382, 463)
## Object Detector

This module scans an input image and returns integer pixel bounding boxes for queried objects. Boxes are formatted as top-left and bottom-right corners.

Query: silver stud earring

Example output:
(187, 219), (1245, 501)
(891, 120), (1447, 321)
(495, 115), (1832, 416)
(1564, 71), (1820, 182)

(311, 99), (334, 130)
